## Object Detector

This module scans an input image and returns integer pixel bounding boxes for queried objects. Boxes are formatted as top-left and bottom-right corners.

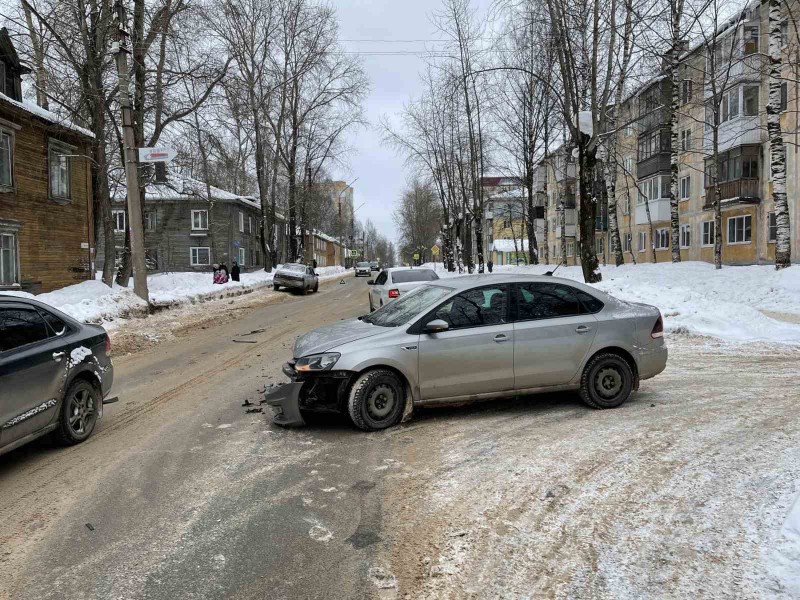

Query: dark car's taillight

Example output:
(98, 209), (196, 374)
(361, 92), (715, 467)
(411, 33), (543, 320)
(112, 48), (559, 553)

(651, 313), (664, 338)
(388, 289), (400, 299)
(105, 335), (112, 355)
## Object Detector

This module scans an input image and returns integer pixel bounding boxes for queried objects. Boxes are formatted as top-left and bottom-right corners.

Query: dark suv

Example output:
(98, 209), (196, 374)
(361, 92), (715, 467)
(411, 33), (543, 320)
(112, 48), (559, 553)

(0, 295), (115, 457)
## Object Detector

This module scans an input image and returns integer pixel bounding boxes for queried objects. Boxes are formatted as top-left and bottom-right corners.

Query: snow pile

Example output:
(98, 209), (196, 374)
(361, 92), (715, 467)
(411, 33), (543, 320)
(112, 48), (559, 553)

(768, 493), (800, 596)
(4, 265), (347, 326)
(423, 261), (800, 343)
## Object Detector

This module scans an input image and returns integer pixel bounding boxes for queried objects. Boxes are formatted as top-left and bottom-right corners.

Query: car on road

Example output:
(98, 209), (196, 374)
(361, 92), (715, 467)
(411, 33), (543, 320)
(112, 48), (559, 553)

(367, 267), (439, 311)
(0, 295), (116, 457)
(265, 274), (667, 431)
(355, 261), (371, 277)
(273, 263), (319, 294)
(369, 261), (380, 272)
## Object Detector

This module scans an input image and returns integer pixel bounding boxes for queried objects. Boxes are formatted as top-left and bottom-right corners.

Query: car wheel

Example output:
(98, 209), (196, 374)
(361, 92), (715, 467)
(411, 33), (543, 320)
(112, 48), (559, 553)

(347, 369), (406, 431)
(313, 281), (319, 293)
(579, 353), (633, 409)
(53, 379), (99, 446)
(273, 284), (280, 291)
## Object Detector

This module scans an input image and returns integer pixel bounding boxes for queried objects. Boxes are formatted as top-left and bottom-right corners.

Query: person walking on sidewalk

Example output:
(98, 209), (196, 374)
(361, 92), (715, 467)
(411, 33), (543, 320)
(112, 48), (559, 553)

(231, 260), (241, 282)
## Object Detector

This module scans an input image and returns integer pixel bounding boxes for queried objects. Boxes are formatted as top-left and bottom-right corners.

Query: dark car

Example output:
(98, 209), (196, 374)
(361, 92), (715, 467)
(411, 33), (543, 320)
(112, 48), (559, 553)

(0, 295), (116, 457)
(369, 261), (380, 272)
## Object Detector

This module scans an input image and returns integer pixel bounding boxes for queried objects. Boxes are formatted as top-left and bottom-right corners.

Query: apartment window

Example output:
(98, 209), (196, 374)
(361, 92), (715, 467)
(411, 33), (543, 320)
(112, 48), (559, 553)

(638, 231), (647, 252)
(743, 86), (759, 116)
(48, 142), (71, 201)
(0, 130), (12, 188)
(595, 237), (604, 255)
(566, 241), (574, 257)
(622, 194), (631, 215)
(112, 209), (126, 233)
(638, 175), (669, 204)
(190, 247), (211, 266)
(238, 247), (246, 266)
(722, 88), (739, 123)
(727, 215), (752, 244)
(238, 211), (244, 233)
(191, 209), (208, 231)
(680, 175), (691, 200)
(0, 231), (18, 286)
(144, 211), (156, 231)
(681, 80), (693, 105)
(624, 123), (634, 137)
(702, 220), (716, 246)
(780, 82), (788, 112)
(502, 218), (512, 229)
(782, 20), (789, 47)
(706, 145), (759, 185)
(680, 224), (691, 248)
(680, 128), (691, 151)
(654, 228), (669, 250)
(743, 25), (759, 56)
(623, 156), (634, 173)
(248, 216), (253, 234)
(624, 233), (632, 252)
(768, 211), (777, 242)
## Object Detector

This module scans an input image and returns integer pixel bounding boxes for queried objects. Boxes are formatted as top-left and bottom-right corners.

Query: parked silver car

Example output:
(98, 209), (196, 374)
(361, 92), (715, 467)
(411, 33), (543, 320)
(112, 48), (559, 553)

(355, 261), (371, 277)
(273, 263), (319, 294)
(265, 274), (667, 431)
(367, 267), (439, 311)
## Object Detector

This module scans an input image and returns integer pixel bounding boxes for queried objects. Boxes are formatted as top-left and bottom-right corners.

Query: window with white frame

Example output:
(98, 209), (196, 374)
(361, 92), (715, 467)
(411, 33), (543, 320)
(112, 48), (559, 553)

(239, 211), (244, 233)
(727, 215), (752, 244)
(721, 88), (740, 123)
(190, 247), (211, 266)
(768, 211), (777, 242)
(622, 193), (631, 215)
(191, 209), (208, 230)
(782, 20), (789, 47)
(638, 231), (646, 252)
(595, 237), (604, 255)
(655, 228), (669, 249)
(238, 247), (246, 266)
(624, 123), (634, 137)
(0, 130), (13, 188)
(624, 233), (632, 252)
(623, 156), (633, 173)
(680, 79), (693, 105)
(680, 224), (691, 248)
(679, 175), (691, 200)
(702, 220), (715, 246)
(0, 231), (18, 286)
(566, 241), (574, 257)
(680, 128), (691, 151)
(49, 142), (71, 201)
(112, 209), (126, 232)
(144, 211), (156, 231)
(638, 175), (669, 204)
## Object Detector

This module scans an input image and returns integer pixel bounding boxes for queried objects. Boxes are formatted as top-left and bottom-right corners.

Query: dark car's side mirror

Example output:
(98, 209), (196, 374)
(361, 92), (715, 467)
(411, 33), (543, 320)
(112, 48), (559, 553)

(424, 319), (449, 334)
(367, 279), (375, 285)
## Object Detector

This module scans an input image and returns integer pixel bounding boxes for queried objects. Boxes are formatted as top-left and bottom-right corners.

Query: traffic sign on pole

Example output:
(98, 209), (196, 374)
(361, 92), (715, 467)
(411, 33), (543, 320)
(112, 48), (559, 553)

(431, 245), (440, 255)
(138, 146), (177, 163)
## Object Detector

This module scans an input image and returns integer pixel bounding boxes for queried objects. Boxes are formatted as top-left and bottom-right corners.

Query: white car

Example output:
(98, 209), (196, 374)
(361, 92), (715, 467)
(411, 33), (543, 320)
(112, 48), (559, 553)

(367, 267), (439, 311)
(355, 261), (371, 277)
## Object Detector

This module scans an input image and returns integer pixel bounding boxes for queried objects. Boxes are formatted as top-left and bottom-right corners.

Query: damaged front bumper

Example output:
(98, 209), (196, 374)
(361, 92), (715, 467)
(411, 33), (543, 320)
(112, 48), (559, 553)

(263, 382), (306, 427)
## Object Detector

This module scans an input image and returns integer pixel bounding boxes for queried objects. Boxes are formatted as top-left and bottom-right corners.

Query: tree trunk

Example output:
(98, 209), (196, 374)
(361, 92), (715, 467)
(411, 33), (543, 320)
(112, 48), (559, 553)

(668, 2), (683, 263)
(577, 139), (602, 282)
(21, 2), (48, 109)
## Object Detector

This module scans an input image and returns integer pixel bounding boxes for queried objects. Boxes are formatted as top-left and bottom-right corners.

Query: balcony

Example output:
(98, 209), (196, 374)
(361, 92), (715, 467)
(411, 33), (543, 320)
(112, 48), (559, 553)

(555, 224), (577, 238)
(703, 116), (763, 154)
(703, 178), (760, 209)
(637, 152), (670, 180)
(635, 197), (671, 224)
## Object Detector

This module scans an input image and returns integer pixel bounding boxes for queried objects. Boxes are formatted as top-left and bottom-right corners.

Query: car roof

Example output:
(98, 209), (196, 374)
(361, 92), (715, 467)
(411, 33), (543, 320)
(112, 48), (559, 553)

(428, 273), (605, 295)
(385, 267), (434, 272)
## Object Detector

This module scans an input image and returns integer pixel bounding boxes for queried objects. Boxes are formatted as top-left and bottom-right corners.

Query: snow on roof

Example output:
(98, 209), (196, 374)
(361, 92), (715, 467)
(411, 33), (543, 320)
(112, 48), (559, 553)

(114, 174), (260, 209)
(491, 239), (529, 252)
(0, 92), (94, 139)
(490, 188), (527, 200)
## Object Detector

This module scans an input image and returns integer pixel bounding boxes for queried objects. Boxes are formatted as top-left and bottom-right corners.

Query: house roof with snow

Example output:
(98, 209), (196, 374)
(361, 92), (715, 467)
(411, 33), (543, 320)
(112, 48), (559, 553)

(113, 174), (260, 210)
(0, 92), (95, 139)
(491, 239), (529, 253)
(489, 188), (528, 200)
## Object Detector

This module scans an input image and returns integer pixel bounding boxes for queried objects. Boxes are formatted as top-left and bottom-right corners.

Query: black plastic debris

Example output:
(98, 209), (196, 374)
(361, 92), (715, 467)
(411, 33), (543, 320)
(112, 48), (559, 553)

(85, 523), (95, 531)
(232, 340), (257, 344)
(245, 408), (264, 414)
(242, 399), (253, 407)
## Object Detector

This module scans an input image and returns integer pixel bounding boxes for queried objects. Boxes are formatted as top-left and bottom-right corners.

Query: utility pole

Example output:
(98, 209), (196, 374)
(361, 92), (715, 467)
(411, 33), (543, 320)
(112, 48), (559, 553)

(113, 0), (148, 302)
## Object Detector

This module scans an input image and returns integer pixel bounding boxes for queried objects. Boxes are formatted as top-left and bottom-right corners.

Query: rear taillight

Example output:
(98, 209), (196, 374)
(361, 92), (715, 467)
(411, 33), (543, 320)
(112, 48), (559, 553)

(105, 335), (112, 355)
(388, 289), (400, 299)
(651, 313), (664, 338)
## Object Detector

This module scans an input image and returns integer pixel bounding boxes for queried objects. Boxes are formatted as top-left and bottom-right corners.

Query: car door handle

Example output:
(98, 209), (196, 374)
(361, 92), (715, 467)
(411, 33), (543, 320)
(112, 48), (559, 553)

(52, 351), (65, 361)
(575, 325), (592, 334)
(494, 334), (510, 343)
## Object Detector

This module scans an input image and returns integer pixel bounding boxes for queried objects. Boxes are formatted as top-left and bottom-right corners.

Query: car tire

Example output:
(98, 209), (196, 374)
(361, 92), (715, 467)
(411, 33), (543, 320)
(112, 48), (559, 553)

(579, 353), (634, 409)
(273, 284), (280, 291)
(313, 281), (319, 293)
(347, 369), (406, 431)
(53, 379), (100, 446)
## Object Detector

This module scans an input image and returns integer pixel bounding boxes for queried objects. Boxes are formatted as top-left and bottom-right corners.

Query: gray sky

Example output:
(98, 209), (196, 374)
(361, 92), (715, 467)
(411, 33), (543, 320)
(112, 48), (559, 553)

(331, 0), (490, 245)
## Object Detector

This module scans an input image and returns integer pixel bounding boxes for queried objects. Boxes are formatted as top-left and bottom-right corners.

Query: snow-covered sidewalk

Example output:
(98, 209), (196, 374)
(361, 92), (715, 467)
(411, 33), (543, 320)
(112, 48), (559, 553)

(424, 261), (800, 344)
(4, 265), (348, 327)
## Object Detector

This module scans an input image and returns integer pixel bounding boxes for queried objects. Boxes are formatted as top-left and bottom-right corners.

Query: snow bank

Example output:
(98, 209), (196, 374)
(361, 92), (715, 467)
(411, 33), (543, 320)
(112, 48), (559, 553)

(423, 261), (800, 343)
(4, 265), (347, 326)
(768, 493), (800, 596)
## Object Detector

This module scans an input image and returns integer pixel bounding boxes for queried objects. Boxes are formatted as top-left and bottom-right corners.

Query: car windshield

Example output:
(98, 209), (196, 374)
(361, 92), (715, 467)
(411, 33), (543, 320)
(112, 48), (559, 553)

(391, 269), (438, 283)
(281, 263), (306, 273)
(363, 284), (452, 327)
(357, 262), (370, 267)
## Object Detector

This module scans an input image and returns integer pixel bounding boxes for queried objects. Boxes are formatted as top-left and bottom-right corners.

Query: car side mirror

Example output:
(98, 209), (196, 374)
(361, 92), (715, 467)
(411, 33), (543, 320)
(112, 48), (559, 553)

(367, 279), (375, 285)
(424, 319), (449, 334)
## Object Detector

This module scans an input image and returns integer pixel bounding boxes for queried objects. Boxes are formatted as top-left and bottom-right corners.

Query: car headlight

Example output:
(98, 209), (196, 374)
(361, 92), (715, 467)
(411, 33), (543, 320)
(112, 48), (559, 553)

(295, 352), (340, 372)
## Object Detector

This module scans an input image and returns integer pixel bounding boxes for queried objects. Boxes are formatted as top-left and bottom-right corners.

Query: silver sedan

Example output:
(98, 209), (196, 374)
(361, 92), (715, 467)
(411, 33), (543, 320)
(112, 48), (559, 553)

(265, 274), (668, 430)
(367, 267), (439, 311)
(273, 263), (319, 294)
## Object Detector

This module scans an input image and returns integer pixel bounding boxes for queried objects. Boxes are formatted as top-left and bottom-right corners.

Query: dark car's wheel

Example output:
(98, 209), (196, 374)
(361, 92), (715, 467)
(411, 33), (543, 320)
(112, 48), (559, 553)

(347, 369), (406, 431)
(580, 353), (633, 409)
(53, 379), (99, 446)
(313, 280), (319, 293)
(273, 283), (280, 291)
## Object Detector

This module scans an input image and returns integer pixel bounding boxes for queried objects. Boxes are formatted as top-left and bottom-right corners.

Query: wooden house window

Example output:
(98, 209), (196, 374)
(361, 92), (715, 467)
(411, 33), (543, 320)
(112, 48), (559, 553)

(112, 209), (126, 232)
(0, 130), (11, 188)
(0, 231), (18, 286)
(191, 209), (208, 230)
(48, 142), (72, 201)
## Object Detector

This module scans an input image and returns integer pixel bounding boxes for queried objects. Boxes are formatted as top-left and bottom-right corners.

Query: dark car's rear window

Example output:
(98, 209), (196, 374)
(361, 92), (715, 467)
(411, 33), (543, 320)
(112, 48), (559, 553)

(392, 270), (439, 283)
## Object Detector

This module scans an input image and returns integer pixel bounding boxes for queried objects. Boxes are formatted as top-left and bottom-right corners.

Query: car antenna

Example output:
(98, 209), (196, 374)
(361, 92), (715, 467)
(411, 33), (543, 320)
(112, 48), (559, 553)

(544, 263), (561, 277)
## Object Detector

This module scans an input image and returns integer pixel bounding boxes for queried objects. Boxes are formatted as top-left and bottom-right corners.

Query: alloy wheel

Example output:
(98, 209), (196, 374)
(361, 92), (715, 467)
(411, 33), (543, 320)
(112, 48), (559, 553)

(69, 388), (96, 435)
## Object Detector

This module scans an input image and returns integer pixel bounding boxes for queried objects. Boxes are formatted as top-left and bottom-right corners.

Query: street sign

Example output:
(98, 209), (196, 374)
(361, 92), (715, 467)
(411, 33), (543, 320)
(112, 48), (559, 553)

(431, 245), (440, 255)
(413, 253), (420, 260)
(138, 146), (177, 163)
(233, 240), (241, 248)
(350, 249), (360, 257)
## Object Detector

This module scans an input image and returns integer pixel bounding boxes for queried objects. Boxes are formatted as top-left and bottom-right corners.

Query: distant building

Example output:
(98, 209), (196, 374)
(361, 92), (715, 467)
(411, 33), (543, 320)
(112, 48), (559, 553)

(0, 28), (95, 293)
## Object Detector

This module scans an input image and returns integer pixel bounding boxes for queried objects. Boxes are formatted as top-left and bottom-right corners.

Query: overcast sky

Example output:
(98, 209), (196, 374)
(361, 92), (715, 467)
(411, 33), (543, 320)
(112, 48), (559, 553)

(331, 0), (490, 245)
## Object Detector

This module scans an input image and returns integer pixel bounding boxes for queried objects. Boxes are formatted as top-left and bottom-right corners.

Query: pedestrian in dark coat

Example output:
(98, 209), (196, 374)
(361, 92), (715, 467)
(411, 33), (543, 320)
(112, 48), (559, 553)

(231, 261), (241, 282)
(312, 258), (318, 269)
(487, 259), (493, 273)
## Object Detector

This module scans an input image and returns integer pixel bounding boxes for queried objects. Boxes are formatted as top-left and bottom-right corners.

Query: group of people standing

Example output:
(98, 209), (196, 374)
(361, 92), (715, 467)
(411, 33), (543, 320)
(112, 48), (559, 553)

(213, 261), (241, 284)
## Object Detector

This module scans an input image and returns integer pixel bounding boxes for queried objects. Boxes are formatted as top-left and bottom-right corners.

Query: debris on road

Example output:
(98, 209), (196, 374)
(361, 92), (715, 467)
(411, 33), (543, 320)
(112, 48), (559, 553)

(232, 339), (257, 344)
(242, 399), (253, 407)
(245, 408), (263, 414)
(85, 523), (95, 532)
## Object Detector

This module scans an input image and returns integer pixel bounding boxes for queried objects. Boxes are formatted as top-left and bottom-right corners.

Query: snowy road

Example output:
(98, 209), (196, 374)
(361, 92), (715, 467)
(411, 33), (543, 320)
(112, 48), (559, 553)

(0, 274), (798, 599)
